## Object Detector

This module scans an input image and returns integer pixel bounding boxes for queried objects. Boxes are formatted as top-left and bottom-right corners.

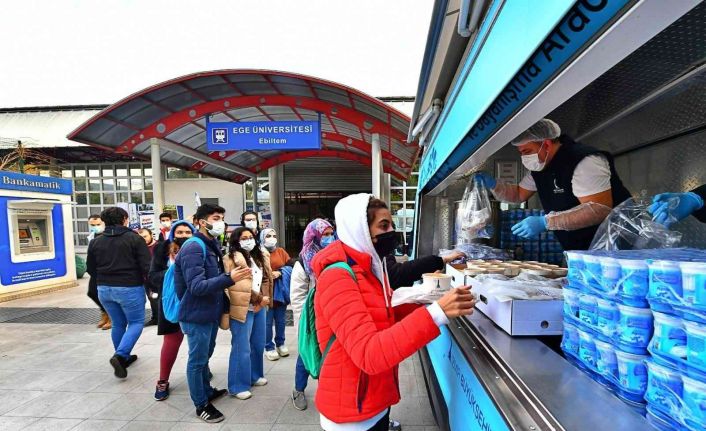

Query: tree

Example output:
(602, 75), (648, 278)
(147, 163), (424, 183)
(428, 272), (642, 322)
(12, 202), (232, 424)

(0, 139), (57, 175)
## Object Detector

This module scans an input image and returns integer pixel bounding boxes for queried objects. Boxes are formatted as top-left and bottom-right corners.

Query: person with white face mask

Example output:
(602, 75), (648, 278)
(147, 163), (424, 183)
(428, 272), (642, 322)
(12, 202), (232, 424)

(223, 227), (273, 400)
(241, 211), (260, 235)
(474, 118), (631, 251)
(158, 212), (173, 241)
(259, 228), (292, 361)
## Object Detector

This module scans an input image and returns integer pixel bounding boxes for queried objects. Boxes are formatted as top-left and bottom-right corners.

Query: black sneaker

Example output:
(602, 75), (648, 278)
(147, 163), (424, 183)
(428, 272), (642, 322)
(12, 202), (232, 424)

(389, 419), (402, 431)
(109, 354), (128, 379)
(208, 388), (227, 403)
(126, 355), (138, 367)
(154, 380), (169, 401)
(196, 403), (224, 423)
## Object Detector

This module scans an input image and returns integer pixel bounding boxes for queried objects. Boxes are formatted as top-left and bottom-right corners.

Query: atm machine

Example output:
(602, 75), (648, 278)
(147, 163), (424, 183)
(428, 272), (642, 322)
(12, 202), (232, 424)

(0, 171), (76, 301)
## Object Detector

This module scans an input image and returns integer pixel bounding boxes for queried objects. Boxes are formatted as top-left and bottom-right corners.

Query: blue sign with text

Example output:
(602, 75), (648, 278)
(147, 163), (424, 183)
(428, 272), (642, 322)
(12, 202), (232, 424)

(426, 326), (510, 431)
(207, 121), (321, 151)
(0, 171), (72, 195)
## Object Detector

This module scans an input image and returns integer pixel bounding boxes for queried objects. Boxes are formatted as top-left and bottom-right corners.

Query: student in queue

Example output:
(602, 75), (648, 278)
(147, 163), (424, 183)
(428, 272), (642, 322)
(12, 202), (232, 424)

(260, 228), (292, 361)
(224, 227), (273, 400)
(312, 194), (475, 431)
(241, 210), (260, 235)
(138, 228), (160, 326)
(158, 212), (173, 241)
(87, 207), (151, 379)
(289, 218), (334, 411)
(649, 186), (706, 227)
(149, 220), (195, 401)
(87, 214), (110, 330)
(475, 118), (631, 251)
(175, 203), (251, 423)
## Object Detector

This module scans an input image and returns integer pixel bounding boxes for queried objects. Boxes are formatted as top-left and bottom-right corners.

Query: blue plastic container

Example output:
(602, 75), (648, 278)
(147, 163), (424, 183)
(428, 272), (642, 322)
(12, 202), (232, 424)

(644, 360), (682, 416)
(649, 260), (682, 312)
(563, 288), (580, 320)
(682, 374), (706, 429)
(617, 304), (654, 353)
(600, 256), (621, 295)
(680, 261), (706, 308)
(578, 329), (597, 369)
(618, 258), (650, 306)
(596, 298), (618, 339)
(579, 294), (598, 327)
(684, 319), (706, 367)
(594, 339), (618, 381)
(562, 323), (579, 357)
(583, 254), (603, 292)
(566, 251), (585, 289)
(651, 311), (687, 358)
(615, 349), (648, 399)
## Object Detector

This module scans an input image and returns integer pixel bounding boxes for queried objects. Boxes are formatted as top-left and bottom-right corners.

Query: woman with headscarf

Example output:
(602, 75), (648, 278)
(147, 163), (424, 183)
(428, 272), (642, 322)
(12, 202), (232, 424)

(260, 228), (293, 361)
(312, 194), (475, 431)
(148, 220), (196, 401)
(289, 218), (335, 411)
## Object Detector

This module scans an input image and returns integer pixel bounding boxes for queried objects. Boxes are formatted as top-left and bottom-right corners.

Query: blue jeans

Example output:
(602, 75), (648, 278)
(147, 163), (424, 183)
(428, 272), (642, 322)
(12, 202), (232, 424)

(97, 286), (145, 359)
(265, 305), (287, 351)
(180, 321), (219, 408)
(295, 355), (309, 392)
(228, 308), (266, 393)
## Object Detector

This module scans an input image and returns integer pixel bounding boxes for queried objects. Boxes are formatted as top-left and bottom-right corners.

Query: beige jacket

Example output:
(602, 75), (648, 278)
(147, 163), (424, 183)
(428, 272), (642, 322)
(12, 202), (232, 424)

(223, 249), (273, 323)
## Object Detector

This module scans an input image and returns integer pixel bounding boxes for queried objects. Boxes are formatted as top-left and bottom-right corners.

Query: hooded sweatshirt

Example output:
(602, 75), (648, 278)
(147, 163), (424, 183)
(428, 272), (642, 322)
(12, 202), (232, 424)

(87, 225), (151, 287)
(311, 193), (448, 429)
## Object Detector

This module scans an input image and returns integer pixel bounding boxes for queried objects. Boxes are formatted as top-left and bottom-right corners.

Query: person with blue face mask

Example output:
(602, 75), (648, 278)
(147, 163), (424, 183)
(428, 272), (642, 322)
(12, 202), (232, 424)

(474, 118), (631, 251)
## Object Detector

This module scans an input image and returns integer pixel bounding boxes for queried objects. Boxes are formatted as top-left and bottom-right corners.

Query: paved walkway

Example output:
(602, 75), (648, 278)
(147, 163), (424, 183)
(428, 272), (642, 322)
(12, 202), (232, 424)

(0, 278), (438, 431)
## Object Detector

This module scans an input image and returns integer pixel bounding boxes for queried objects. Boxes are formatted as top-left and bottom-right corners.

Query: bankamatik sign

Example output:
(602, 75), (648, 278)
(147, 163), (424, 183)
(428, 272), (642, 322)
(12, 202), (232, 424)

(207, 120), (321, 151)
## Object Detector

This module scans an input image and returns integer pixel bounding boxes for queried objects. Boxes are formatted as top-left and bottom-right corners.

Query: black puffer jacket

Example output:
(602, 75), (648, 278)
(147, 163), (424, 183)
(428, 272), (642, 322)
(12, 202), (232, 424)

(385, 254), (445, 289)
(87, 225), (151, 287)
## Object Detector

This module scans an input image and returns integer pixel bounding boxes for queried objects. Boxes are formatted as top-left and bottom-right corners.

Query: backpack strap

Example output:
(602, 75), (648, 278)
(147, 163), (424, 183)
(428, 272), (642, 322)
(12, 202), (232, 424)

(318, 260), (357, 364)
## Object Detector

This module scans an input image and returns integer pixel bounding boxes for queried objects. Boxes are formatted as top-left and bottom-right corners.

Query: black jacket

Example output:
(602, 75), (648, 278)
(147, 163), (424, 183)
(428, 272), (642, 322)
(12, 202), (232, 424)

(148, 239), (181, 335)
(385, 254), (445, 289)
(87, 225), (151, 287)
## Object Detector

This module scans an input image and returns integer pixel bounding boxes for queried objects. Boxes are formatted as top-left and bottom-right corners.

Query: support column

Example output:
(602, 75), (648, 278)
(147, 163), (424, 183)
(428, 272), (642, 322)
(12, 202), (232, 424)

(372, 133), (382, 197)
(268, 165), (286, 248)
(150, 138), (164, 213)
(252, 175), (259, 213)
(382, 173), (391, 206)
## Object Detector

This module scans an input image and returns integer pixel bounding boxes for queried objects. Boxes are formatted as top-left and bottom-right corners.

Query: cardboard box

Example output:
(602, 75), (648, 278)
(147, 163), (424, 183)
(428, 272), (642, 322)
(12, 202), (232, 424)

(446, 264), (564, 336)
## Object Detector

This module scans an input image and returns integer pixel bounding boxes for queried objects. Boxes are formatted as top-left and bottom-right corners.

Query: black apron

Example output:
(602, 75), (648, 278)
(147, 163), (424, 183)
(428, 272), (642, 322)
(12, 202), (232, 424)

(531, 135), (631, 251)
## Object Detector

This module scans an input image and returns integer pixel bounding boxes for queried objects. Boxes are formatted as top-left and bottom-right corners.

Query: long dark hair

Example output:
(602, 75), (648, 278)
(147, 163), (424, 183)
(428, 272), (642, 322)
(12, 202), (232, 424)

(229, 227), (265, 268)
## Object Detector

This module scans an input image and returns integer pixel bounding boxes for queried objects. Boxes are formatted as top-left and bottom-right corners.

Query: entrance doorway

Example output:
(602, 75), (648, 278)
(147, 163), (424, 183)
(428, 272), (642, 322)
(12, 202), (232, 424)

(283, 191), (359, 256)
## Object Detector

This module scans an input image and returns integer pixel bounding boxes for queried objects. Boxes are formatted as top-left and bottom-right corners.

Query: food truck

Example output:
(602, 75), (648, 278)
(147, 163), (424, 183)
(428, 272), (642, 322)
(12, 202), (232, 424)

(409, 1), (706, 430)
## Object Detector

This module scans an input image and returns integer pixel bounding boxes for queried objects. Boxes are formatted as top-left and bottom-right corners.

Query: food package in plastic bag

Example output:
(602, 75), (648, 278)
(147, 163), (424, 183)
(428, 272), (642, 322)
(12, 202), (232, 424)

(391, 283), (447, 307)
(471, 274), (564, 302)
(460, 177), (493, 239)
(589, 194), (681, 251)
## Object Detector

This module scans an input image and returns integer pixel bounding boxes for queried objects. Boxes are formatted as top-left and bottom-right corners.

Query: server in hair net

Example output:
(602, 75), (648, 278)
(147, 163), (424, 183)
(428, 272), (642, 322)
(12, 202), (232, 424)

(474, 118), (631, 251)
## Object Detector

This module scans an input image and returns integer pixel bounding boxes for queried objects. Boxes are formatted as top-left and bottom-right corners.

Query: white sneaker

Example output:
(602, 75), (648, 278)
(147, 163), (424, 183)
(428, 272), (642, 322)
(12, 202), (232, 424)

(265, 350), (280, 361)
(233, 391), (252, 400)
(276, 346), (290, 357)
(253, 377), (268, 386)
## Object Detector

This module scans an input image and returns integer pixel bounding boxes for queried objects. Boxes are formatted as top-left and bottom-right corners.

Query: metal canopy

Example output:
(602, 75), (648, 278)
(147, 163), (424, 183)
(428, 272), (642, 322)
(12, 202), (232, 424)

(67, 70), (416, 183)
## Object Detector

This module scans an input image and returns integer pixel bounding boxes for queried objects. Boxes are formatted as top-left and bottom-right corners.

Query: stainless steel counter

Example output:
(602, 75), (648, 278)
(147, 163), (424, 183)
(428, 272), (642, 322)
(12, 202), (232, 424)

(436, 312), (655, 431)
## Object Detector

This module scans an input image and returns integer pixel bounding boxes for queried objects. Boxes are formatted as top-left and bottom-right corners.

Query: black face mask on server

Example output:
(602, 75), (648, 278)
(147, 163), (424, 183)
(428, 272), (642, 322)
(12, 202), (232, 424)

(173, 237), (188, 247)
(373, 231), (398, 259)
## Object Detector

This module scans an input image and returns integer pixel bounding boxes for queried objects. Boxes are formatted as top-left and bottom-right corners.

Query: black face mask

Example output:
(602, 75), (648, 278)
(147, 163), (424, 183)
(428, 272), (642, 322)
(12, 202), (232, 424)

(373, 230), (398, 259)
(173, 237), (188, 247)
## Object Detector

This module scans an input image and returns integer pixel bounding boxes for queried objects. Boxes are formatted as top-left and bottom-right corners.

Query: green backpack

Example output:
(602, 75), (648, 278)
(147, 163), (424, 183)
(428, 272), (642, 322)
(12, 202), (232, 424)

(298, 261), (356, 379)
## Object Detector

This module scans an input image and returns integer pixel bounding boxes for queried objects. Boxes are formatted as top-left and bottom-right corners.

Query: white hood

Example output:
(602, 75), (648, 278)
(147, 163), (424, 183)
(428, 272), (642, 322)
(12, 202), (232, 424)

(334, 193), (387, 290)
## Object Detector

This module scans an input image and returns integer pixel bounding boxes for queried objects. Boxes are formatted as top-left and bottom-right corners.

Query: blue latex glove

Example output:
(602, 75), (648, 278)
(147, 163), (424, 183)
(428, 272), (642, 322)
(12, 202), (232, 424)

(474, 172), (496, 189)
(511, 215), (547, 239)
(648, 192), (704, 227)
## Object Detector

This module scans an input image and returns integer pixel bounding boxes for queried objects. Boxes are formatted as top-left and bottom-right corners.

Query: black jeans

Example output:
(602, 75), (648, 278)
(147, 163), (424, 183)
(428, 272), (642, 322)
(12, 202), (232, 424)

(368, 410), (391, 431)
(87, 277), (105, 312)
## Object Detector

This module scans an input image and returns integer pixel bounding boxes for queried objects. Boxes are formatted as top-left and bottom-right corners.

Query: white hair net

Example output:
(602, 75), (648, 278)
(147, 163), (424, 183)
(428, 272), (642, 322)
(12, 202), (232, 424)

(511, 118), (561, 146)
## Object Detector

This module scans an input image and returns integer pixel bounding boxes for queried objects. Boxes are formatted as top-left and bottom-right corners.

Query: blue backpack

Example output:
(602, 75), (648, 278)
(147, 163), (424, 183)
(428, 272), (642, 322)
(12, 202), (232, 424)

(162, 237), (207, 323)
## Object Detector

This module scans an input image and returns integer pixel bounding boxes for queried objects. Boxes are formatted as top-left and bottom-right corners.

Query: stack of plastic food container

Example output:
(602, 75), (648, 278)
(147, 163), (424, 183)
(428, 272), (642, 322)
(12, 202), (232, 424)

(500, 209), (564, 264)
(562, 248), (706, 431)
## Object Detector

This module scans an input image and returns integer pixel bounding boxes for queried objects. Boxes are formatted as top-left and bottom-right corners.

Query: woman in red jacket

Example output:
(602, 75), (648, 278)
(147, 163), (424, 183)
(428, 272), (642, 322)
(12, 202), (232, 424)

(312, 194), (475, 431)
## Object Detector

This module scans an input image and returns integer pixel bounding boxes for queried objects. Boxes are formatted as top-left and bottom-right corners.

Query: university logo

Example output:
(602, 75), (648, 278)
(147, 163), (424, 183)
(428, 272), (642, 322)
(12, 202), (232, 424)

(212, 128), (228, 144)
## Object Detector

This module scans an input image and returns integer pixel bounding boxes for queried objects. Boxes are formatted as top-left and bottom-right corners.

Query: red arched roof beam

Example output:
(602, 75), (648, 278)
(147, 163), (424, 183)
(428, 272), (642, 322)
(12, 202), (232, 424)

(115, 96), (408, 154)
(254, 150), (374, 172)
